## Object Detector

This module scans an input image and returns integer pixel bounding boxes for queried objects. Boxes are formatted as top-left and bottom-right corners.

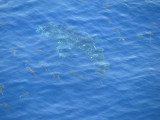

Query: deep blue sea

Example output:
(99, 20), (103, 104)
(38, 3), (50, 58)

(0, 0), (160, 120)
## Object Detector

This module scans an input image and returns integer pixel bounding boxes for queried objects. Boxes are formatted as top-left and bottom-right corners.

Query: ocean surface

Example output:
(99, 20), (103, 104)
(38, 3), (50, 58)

(0, 0), (160, 120)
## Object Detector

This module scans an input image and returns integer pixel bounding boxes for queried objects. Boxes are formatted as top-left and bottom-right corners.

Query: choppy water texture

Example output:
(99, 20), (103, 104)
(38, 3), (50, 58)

(0, 0), (160, 120)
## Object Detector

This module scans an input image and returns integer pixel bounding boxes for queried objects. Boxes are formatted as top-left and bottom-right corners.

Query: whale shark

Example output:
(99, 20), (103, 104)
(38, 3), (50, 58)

(36, 22), (109, 74)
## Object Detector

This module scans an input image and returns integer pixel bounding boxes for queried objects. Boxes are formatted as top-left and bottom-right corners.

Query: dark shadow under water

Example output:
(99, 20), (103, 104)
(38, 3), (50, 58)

(36, 22), (109, 75)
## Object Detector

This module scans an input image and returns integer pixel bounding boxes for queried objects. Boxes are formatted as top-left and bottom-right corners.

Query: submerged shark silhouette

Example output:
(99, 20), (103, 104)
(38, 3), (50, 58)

(36, 22), (109, 74)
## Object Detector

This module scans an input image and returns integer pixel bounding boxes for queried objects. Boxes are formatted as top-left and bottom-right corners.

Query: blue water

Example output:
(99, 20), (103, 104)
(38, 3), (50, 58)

(0, 0), (160, 120)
